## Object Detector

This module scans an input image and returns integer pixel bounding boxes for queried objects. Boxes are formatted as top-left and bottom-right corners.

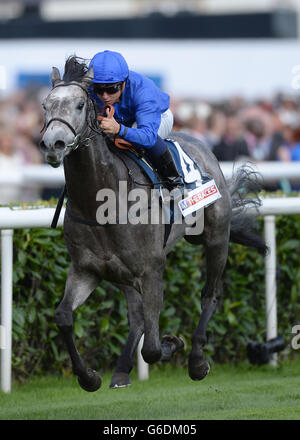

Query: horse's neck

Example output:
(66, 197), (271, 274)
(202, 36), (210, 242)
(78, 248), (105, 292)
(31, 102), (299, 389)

(63, 136), (122, 217)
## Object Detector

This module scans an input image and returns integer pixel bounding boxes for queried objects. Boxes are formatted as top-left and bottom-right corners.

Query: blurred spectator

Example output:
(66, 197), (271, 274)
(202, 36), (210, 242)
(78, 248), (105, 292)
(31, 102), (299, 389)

(0, 88), (45, 203)
(243, 118), (269, 161)
(212, 113), (250, 161)
(188, 102), (211, 141)
(280, 124), (300, 190)
(279, 122), (300, 162)
(290, 127), (300, 161)
(240, 104), (276, 161)
(267, 109), (286, 161)
(274, 110), (300, 163)
(275, 121), (294, 162)
(184, 115), (207, 142)
(205, 110), (226, 150)
(0, 127), (26, 204)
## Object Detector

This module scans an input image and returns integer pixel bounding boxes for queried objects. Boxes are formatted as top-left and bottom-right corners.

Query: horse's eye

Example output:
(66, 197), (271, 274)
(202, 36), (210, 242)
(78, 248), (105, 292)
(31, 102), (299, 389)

(77, 102), (85, 110)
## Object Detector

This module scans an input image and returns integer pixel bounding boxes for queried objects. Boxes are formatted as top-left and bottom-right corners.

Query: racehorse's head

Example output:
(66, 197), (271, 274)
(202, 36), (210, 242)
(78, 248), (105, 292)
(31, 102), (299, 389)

(40, 57), (93, 168)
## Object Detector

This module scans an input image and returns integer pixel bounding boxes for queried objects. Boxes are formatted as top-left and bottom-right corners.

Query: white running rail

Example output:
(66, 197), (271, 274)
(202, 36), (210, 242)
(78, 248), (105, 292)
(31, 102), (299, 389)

(0, 162), (300, 189)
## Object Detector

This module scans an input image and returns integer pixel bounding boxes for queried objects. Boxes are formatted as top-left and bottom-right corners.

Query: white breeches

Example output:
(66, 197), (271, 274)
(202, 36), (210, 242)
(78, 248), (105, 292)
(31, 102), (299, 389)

(132, 108), (174, 139)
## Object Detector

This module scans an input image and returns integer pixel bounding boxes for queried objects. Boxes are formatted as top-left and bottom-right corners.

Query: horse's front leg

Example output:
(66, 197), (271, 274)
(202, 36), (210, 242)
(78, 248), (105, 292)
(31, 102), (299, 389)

(189, 207), (230, 381)
(54, 263), (102, 392)
(110, 286), (144, 389)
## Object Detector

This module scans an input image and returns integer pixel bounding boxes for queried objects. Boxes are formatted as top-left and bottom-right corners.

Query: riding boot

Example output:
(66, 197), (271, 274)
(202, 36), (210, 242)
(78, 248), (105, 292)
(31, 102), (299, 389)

(151, 148), (183, 189)
(145, 136), (213, 188)
(144, 136), (183, 189)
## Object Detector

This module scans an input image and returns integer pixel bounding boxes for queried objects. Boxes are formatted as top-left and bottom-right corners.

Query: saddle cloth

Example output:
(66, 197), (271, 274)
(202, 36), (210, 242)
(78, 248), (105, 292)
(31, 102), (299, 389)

(167, 139), (203, 189)
(123, 139), (203, 189)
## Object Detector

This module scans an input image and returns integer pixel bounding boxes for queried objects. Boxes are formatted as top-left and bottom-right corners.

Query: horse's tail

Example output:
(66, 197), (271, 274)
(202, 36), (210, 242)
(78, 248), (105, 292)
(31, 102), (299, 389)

(228, 164), (268, 255)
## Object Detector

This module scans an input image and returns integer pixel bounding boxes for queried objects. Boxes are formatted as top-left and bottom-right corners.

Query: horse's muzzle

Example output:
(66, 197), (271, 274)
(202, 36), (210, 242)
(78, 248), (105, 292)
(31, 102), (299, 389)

(45, 153), (62, 168)
(40, 139), (66, 152)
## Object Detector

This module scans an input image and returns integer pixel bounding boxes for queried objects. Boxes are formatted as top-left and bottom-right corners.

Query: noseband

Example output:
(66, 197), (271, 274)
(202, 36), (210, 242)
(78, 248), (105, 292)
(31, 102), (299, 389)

(42, 81), (101, 151)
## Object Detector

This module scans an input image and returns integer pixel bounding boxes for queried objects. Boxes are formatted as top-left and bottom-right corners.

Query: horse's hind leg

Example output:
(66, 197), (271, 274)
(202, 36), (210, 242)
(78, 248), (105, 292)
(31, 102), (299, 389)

(110, 286), (144, 389)
(139, 271), (185, 364)
(140, 274), (164, 364)
(189, 205), (230, 381)
(54, 263), (101, 392)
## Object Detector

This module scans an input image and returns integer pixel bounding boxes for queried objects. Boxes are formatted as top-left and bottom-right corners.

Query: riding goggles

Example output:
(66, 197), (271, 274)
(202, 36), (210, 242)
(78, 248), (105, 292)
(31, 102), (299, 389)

(93, 83), (122, 95)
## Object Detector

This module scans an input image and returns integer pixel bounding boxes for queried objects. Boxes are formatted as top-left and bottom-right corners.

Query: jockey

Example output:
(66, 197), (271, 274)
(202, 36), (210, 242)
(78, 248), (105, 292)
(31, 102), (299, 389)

(89, 50), (181, 186)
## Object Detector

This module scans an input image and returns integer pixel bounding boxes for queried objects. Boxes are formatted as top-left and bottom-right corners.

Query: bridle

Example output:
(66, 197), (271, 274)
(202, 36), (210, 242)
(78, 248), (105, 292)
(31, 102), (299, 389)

(41, 81), (102, 152)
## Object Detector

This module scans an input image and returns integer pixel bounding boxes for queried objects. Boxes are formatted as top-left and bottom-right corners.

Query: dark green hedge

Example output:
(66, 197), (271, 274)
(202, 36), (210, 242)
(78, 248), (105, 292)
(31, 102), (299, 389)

(4, 208), (300, 380)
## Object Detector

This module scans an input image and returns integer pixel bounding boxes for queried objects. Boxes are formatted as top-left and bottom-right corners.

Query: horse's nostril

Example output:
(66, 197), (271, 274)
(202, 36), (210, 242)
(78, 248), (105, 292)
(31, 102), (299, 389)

(54, 140), (66, 150)
(40, 140), (47, 151)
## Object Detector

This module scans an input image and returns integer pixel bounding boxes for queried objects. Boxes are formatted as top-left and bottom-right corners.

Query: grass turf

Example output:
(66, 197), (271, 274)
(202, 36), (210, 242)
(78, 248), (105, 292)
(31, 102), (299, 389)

(1, 358), (300, 420)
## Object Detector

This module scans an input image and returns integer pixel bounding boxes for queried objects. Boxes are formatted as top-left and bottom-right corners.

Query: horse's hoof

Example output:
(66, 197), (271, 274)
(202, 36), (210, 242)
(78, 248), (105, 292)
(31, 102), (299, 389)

(188, 359), (210, 381)
(78, 368), (102, 392)
(142, 348), (162, 364)
(161, 335), (184, 361)
(110, 373), (131, 389)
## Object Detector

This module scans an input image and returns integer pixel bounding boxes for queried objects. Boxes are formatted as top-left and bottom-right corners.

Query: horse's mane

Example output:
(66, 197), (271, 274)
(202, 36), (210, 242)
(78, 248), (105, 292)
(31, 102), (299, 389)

(63, 55), (89, 83)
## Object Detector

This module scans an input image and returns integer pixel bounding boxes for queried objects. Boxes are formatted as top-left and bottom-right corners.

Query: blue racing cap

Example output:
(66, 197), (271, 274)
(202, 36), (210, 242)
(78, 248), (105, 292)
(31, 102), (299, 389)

(89, 50), (129, 84)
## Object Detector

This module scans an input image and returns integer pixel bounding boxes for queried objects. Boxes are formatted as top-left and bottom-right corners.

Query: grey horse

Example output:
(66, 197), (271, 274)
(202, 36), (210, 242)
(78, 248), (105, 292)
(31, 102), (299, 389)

(40, 56), (266, 391)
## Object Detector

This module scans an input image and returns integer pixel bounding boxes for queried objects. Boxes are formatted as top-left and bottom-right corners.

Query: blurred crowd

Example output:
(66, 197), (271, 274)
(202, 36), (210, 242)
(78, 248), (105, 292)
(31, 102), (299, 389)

(0, 87), (46, 204)
(1, 86), (300, 204)
(170, 93), (300, 163)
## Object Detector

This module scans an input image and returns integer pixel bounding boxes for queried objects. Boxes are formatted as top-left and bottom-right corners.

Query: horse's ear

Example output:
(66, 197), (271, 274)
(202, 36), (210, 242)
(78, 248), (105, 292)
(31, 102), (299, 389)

(82, 65), (94, 88)
(51, 67), (61, 87)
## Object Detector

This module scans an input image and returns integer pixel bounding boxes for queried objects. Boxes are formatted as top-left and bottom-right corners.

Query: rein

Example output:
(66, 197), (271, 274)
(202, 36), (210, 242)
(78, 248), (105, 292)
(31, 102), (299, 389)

(97, 105), (133, 150)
